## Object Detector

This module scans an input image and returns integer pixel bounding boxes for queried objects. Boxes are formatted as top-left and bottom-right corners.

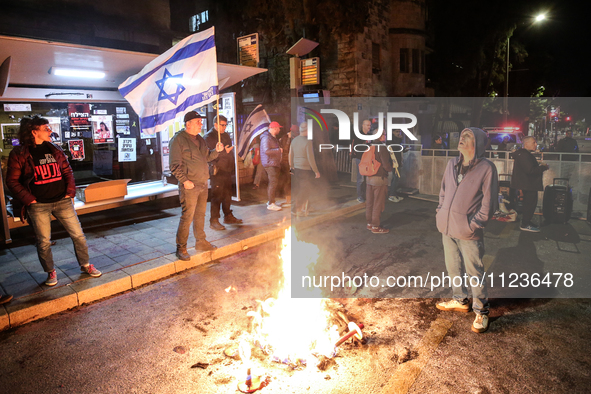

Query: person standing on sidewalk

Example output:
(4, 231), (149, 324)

(169, 111), (223, 260)
(352, 119), (371, 203)
(435, 127), (498, 333)
(204, 115), (243, 231)
(289, 122), (320, 216)
(510, 136), (549, 232)
(365, 131), (392, 233)
(260, 121), (283, 211)
(6, 116), (101, 287)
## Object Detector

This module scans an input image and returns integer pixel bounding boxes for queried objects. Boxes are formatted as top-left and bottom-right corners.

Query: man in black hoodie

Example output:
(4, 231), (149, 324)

(511, 136), (548, 232)
(204, 115), (243, 230)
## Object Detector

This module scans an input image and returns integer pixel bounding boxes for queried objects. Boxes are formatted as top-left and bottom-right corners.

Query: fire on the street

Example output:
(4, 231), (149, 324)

(229, 228), (364, 392)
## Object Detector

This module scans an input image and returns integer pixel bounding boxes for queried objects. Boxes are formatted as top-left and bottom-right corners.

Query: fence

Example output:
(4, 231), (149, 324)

(335, 147), (591, 218)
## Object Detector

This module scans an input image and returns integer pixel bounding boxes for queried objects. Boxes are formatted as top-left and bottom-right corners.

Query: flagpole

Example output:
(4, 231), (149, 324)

(216, 96), (221, 144)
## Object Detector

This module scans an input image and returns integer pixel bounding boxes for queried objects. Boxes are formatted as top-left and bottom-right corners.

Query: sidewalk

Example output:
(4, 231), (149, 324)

(0, 181), (363, 331)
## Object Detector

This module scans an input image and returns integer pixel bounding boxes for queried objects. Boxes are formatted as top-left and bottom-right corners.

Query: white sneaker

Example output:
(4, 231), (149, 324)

(472, 313), (489, 333)
(388, 196), (399, 203)
(267, 203), (282, 211)
(397, 195), (404, 201)
(436, 299), (470, 312)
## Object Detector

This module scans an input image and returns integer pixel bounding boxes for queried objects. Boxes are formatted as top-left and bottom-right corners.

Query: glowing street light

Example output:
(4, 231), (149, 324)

(503, 13), (547, 124)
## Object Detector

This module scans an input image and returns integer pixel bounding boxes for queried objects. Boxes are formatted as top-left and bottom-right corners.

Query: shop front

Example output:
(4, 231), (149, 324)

(0, 35), (265, 243)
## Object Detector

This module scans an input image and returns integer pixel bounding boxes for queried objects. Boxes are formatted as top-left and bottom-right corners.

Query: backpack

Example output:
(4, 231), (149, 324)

(359, 146), (381, 176)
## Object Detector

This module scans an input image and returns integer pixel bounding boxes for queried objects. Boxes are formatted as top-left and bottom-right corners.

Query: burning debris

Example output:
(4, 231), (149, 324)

(223, 228), (367, 392)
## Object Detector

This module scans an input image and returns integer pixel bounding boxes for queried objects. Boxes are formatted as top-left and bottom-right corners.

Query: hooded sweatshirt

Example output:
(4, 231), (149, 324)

(436, 127), (498, 241)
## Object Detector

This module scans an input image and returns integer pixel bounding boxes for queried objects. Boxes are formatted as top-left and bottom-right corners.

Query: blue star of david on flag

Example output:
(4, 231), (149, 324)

(118, 27), (219, 135)
(155, 69), (186, 105)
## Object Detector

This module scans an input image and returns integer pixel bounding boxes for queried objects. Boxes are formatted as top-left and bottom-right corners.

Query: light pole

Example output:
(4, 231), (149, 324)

(503, 13), (546, 124)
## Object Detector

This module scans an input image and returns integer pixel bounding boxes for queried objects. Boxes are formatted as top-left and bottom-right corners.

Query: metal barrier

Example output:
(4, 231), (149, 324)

(335, 146), (590, 217)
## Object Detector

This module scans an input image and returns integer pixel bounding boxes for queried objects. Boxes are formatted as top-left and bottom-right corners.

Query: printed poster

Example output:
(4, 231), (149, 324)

(91, 115), (114, 144)
(68, 139), (85, 160)
(46, 117), (62, 143)
(118, 138), (136, 162)
(68, 104), (91, 132)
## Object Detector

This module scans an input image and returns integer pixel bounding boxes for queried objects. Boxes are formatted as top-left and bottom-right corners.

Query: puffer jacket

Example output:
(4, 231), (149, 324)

(6, 142), (76, 221)
(436, 127), (499, 241)
(260, 131), (281, 168)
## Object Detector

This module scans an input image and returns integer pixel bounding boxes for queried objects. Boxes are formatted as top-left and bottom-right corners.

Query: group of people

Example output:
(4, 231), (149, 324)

(0, 111), (546, 337)
(254, 121), (320, 215)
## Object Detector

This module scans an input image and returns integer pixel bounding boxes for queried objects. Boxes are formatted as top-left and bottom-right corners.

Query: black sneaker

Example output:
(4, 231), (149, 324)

(209, 219), (226, 231)
(0, 294), (13, 305)
(223, 213), (243, 224)
(175, 247), (191, 261)
(195, 240), (217, 251)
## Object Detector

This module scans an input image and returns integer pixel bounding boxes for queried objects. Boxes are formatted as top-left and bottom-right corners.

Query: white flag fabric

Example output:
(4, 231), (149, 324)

(237, 104), (271, 159)
(118, 27), (218, 135)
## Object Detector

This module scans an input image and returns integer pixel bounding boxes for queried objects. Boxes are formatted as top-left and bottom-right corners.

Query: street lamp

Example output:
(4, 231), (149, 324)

(503, 13), (547, 124)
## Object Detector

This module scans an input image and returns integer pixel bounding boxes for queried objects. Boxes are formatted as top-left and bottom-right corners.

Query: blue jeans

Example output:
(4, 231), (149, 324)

(176, 183), (208, 248)
(353, 158), (365, 201)
(441, 234), (489, 315)
(27, 198), (89, 273)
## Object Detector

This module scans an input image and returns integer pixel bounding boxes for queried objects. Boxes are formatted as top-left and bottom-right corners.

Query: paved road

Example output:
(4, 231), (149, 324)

(1, 198), (590, 393)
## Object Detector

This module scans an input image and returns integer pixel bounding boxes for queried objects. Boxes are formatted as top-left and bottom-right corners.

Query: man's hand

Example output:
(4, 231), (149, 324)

(225, 145), (234, 154)
(183, 180), (195, 190)
(215, 142), (224, 152)
(315, 172), (321, 179)
(280, 148), (283, 153)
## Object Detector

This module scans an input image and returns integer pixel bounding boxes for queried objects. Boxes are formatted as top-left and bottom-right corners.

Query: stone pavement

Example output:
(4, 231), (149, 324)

(0, 181), (363, 331)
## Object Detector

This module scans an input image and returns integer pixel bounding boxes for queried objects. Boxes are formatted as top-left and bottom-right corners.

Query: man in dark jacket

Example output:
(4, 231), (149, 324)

(260, 121), (283, 211)
(511, 136), (548, 232)
(365, 132), (392, 233)
(7, 116), (101, 286)
(170, 111), (223, 260)
(556, 131), (579, 153)
(435, 127), (498, 333)
(204, 115), (242, 230)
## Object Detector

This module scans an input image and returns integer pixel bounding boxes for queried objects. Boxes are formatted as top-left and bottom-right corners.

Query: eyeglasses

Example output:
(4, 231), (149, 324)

(36, 125), (53, 132)
(219, 123), (228, 127)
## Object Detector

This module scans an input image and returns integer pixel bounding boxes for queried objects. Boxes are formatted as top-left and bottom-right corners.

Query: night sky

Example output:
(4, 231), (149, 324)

(431, 0), (591, 97)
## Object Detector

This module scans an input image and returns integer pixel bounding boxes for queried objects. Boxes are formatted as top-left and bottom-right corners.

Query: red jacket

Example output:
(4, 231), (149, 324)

(6, 142), (76, 221)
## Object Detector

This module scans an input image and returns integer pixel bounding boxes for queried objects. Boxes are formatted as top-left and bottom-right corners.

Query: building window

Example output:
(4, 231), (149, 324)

(421, 50), (426, 75)
(400, 48), (409, 73)
(412, 49), (420, 74)
(189, 10), (209, 32)
(372, 42), (381, 73)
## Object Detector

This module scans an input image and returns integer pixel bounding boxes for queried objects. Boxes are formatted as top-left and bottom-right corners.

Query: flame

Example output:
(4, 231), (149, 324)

(247, 228), (339, 363)
(225, 286), (237, 293)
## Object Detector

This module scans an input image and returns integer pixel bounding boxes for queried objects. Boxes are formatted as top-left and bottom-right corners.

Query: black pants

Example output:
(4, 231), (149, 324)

(264, 166), (279, 204)
(292, 168), (314, 214)
(521, 189), (538, 227)
(210, 172), (232, 220)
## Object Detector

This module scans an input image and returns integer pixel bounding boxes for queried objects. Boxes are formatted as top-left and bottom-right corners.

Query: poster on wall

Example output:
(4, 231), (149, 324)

(91, 115), (114, 144)
(68, 104), (91, 133)
(1, 123), (20, 149)
(45, 117), (62, 143)
(68, 139), (85, 160)
(118, 138), (136, 162)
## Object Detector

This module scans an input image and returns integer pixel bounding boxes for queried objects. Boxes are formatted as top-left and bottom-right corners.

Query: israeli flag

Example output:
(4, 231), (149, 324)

(237, 105), (271, 159)
(118, 27), (218, 135)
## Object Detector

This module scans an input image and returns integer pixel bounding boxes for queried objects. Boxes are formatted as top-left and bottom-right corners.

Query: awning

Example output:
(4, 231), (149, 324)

(0, 35), (266, 99)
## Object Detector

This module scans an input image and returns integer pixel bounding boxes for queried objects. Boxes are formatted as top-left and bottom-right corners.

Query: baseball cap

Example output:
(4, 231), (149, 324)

(269, 121), (283, 128)
(184, 110), (202, 123)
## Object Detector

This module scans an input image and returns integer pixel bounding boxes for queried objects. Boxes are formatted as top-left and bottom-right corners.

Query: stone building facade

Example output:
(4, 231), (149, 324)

(324, 0), (431, 98)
